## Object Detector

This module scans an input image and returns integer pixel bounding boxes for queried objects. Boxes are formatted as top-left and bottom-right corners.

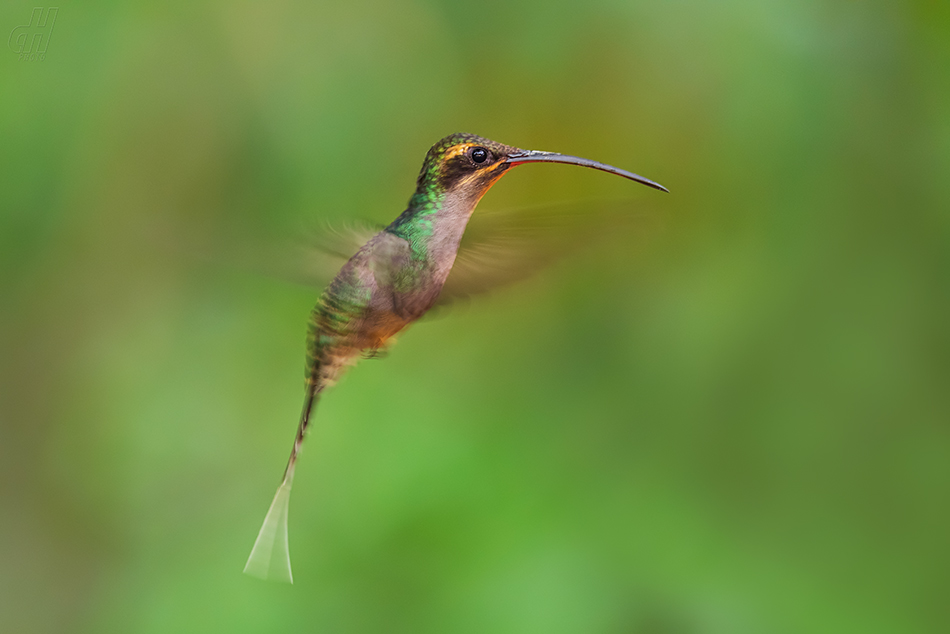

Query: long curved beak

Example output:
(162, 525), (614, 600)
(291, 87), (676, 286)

(505, 150), (668, 193)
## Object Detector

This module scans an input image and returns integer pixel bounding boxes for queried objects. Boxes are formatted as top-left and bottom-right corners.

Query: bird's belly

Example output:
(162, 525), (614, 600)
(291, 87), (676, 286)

(369, 306), (410, 333)
(312, 310), (410, 386)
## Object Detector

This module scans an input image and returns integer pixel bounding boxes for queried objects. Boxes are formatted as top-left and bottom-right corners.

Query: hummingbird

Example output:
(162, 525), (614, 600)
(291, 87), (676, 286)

(243, 133), (667, 583)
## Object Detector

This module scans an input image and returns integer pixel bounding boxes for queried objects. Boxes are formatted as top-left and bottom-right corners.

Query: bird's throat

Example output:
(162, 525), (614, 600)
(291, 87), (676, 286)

(387, 188), (481, 268)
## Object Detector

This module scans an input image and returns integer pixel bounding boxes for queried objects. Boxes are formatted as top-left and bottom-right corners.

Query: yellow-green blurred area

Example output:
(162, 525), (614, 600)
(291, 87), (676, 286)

(2, 0), (949, 632)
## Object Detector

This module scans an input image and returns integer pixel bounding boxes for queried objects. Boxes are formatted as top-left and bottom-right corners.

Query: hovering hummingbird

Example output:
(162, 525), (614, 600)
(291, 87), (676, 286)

(243, 133), (667, 582)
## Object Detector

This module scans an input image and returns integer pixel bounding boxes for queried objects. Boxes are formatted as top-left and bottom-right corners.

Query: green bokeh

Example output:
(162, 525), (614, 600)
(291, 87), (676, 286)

(2, 1), (948, 632)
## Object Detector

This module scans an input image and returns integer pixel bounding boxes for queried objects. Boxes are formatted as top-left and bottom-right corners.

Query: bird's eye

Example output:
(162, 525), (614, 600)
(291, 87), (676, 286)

(470, 147), (489, 164)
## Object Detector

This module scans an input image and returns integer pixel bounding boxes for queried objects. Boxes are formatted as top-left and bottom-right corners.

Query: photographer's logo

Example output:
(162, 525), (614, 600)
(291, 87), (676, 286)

(9, 7), (57, 61)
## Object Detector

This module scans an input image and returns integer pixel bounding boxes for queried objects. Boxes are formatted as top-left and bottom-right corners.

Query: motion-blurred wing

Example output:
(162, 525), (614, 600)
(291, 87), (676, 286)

(209, 220), (380, 289)
(200, 202), (657, 301)
(438, 199), (660, 306)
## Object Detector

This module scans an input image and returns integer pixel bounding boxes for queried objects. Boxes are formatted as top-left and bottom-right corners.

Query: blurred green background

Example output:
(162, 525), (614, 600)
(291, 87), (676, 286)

(2, 1), (948, 632)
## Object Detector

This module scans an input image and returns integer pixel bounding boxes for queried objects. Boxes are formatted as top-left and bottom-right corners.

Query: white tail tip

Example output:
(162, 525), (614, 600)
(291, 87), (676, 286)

(243, 475), (294, 583)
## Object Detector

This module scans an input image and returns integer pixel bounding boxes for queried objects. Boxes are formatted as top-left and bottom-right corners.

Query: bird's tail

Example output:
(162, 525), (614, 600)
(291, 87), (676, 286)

(243, 387), (321, 583)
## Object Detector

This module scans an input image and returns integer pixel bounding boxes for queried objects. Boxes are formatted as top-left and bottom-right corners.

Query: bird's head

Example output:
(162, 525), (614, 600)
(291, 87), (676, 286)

(409, 132), (667, 209)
